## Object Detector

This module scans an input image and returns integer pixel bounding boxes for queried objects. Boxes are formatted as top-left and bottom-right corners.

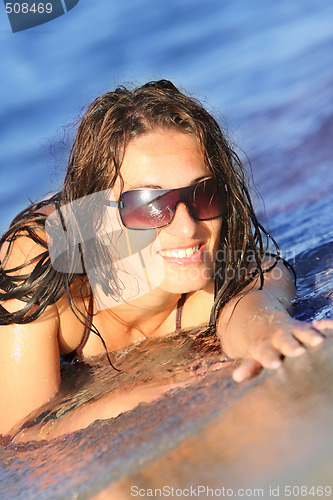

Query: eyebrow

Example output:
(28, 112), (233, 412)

(130, 175), (210, 190)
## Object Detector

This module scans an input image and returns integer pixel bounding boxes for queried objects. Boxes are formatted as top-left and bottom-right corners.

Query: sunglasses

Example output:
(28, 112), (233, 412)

(106, 177), (225, 230)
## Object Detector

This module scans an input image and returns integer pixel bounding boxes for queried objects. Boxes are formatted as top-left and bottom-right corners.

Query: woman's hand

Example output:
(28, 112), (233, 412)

(216, 260), (330, 383)
(229, 313), (327, 383)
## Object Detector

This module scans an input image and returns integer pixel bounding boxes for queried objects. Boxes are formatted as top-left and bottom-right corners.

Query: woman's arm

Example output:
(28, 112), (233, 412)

(0, 303), (60, 436)
(0, 231), (61, 436)
(217, 259), (326, 382)
(12, 378), (188, 442)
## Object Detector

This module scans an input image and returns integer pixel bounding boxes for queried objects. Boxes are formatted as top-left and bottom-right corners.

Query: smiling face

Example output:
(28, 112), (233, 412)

(113, 127), (223, 295)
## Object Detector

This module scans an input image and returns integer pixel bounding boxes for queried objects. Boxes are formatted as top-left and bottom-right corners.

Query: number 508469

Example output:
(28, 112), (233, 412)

(5, 3), (53, 14)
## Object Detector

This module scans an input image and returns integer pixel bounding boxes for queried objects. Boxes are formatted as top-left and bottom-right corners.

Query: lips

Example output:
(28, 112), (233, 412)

(158, 243), (204, 265)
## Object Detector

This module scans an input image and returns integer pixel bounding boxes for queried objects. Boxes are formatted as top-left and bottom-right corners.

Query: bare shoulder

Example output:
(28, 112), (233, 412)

(259, 255), (296, 306)
(1, 231), (44, 273)
(0, 203), (86, 357)
(0, 204), (56, 273)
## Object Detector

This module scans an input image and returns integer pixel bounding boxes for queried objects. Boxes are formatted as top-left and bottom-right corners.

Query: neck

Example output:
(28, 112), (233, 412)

(95, 287), (184, 337)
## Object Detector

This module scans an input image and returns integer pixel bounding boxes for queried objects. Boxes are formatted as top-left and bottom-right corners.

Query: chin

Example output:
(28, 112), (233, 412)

(159, 266), (214, 294)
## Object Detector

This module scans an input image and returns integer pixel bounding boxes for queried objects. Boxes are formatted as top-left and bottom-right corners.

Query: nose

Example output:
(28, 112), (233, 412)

(165, 202), (197, 237)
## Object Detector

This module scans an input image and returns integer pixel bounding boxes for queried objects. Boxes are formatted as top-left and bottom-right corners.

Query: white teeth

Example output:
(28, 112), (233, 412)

(160, 245), (199, 259)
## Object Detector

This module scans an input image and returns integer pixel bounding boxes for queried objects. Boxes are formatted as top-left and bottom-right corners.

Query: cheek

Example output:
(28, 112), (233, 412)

(208, 219), (223, 249)
(111, 178), (122, 200)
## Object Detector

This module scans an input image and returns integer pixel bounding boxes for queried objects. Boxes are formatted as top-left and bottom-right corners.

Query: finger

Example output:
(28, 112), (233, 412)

(247, 341), (282, 370)
(271, 329), (307, 357)
(291, 322), (325, 346)
(312, 319), (333, 336)
(232, 359), (262, 383)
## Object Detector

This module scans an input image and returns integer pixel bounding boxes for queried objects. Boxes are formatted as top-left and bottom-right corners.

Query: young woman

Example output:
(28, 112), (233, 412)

(0, 80), (327, 442)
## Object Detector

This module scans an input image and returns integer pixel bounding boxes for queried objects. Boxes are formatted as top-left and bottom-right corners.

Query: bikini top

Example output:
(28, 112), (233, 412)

(63, 293), (187, 362)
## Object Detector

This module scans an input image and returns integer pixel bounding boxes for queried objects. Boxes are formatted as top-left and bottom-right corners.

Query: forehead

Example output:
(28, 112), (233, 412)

(119, 128), (210, 190)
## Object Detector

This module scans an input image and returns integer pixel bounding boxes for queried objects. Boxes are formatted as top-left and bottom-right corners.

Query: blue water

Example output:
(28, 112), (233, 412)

(0, 0), (332, 497)
(1, 0), (333, 231)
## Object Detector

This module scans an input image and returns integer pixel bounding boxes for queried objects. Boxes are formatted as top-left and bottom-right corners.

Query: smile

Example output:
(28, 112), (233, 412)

(160, 245), (200, 259)
(158, 244), (205, 265)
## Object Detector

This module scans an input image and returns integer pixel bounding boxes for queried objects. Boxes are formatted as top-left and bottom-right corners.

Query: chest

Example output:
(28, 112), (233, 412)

(59, 288), (215, 358)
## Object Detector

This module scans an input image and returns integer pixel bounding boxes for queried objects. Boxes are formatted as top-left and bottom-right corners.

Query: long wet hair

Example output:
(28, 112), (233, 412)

(0, 79), (284, 343)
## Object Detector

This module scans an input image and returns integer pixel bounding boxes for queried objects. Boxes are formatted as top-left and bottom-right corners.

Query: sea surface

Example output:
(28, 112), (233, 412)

(0, 0), (332, 498)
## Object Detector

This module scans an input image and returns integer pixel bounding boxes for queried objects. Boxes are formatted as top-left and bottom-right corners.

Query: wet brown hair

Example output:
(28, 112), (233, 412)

(0, 80), (284, 348)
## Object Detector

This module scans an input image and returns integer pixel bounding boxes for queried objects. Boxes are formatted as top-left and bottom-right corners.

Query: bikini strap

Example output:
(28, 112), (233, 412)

(176, 293), (186, 330)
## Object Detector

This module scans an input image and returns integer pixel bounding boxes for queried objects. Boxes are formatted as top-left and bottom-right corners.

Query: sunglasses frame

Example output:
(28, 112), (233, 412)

(106, 177), (226, 230)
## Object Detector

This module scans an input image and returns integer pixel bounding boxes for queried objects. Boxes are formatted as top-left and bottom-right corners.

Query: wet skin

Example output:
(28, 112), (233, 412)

(0, 127), (329, 440)
(112, 127), (223, 296)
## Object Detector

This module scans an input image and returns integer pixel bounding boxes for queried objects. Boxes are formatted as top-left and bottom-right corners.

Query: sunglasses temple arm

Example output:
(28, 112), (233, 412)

(105, 201), (124, 208)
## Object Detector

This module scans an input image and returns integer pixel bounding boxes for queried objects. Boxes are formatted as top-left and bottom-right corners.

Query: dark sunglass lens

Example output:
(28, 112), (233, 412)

(120, 189), (175, 229)
(190, 179), (224, 220)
